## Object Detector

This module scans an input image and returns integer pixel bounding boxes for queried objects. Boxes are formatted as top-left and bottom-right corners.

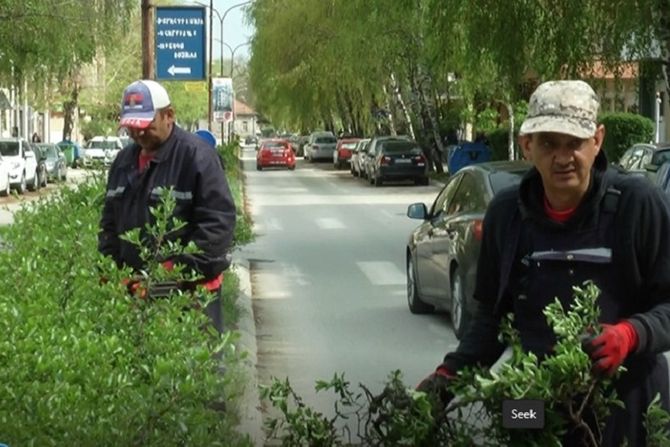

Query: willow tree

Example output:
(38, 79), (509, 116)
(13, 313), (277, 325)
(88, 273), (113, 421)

(0, 0), (136, 139)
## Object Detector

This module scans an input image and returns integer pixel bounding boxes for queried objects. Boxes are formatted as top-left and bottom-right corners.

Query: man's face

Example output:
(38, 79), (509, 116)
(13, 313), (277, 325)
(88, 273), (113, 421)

(518, 125), (605, 196)
(126, 107), (174, 150)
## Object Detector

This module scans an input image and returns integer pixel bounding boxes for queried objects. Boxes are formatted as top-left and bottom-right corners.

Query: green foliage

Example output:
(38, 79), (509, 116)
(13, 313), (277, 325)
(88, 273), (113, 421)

(262, 281), (670, 446)
(487, 128), (515, 161)
(218, 141), (255, 248)
(645, 394), (670, 447)
(599, 112), (655, 163)
(0, 176), (251, 445)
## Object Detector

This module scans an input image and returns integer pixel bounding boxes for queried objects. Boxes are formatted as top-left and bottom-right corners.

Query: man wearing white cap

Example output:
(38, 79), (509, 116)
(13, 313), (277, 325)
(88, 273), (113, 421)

(418, 80), (670, 444)
(98, 79), (236, 334)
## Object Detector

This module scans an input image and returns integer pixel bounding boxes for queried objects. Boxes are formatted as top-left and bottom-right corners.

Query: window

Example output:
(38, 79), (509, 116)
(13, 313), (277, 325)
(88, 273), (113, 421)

(242, 121), (248, 132)
(446, 173), (487, 215)
(431, 174), (462, 217)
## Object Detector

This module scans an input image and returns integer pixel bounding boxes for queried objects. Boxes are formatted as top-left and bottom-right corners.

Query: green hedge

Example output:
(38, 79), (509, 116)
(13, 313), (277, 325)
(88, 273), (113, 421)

(0, 176), (252, 445)
(598, 112), (654, 163)
(488, 127), (519, 161)
(485, 112), (654, 164)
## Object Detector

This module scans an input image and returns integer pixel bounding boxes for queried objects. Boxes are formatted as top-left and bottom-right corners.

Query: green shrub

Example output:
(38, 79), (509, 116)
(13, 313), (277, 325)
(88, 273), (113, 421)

(487, 127), (519, 161)
(599, 112), (654, 163)
(262, 282), (670, 446)
(0, 178), (251, 445)
(219, 142), (254, 247)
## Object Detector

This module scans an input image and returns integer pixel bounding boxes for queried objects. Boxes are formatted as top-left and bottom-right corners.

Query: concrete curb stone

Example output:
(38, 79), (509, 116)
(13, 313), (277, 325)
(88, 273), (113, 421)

(232, 258), (264, 446)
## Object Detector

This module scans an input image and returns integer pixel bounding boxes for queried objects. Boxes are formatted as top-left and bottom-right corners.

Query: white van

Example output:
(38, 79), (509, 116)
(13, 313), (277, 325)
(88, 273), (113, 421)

(0, 138), (39, 194)
(82, 136), (124, 167)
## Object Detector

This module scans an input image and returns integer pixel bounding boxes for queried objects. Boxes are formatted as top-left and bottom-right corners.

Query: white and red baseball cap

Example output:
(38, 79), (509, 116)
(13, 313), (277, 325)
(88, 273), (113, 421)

(119, 80), (171, 129)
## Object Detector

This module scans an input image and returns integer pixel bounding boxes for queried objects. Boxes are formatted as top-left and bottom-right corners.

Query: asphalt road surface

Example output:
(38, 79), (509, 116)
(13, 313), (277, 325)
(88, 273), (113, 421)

(236, 147), (459, 434)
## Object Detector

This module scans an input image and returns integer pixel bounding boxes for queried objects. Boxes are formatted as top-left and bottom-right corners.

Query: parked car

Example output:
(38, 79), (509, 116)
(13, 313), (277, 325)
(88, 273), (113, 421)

(244, 135), (258, 146)
(350, 138), (370, 178)
(405, 160), (530, 338)
(304, 131), (337, 162)
(361, 135), (411, 181)
(0, 138), (40, 194)
(256, 139), (296, 171)
(36, 143), (68, 182)
(366, 138), (427, 186)
(82, 136), (124, 167)
(617, 142), (670, 183)
(0, 152), (11, 197)
(333, 138), (360, 169)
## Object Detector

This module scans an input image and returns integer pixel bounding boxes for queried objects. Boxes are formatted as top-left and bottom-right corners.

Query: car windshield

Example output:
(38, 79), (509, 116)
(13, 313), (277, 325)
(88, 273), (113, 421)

(264, 142), (287, 149)
(381, 141), (422, 154)
(0, 141), (19, 156)
(37, 144), (57, 158)
(315, 136), (336, 144)
(341, 142), (358, 149)
(489, 169), (528, 194)
(87, 140), (119, 149)
(652, 149), (670, 166)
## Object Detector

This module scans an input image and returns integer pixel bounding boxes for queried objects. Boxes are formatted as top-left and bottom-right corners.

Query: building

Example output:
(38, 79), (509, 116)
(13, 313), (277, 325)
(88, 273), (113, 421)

(232, 98), (259, 139)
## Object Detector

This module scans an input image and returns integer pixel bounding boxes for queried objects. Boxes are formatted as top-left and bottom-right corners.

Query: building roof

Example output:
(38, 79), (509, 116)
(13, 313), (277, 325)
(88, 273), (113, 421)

(235, 99), (256, 116)
(580, 61), (638, 80)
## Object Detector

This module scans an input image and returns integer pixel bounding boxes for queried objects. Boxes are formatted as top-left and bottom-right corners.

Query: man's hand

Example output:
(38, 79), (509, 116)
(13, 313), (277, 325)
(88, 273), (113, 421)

(581, 321), (638, 376)
(416, 367), (455, 410)
(120, 277), (148, 299)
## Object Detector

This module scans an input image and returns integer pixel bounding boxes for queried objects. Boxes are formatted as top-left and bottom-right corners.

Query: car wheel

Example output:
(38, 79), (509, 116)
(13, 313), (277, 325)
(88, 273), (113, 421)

(41, 169), (47, 187)
(450, 266), (470, 339)
(54, 167), (60, 183)
(0, 176), (9, 197)
(288, 165), (295, 171)
(407, 254), (433, 314)
(374, 175), (383, 187)
(15, 174), (26, 194)
(256, 164), (262, 171)
(28, 171), (39, 191)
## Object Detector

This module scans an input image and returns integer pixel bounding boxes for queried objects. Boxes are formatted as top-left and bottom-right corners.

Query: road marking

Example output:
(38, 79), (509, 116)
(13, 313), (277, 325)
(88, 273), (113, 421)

(357, 261), (406, 285)
(315, 217), (346, 230)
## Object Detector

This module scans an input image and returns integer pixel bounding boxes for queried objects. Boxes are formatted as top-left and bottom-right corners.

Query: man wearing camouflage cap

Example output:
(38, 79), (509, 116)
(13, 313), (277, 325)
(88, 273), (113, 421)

(418, 80), (670, 444)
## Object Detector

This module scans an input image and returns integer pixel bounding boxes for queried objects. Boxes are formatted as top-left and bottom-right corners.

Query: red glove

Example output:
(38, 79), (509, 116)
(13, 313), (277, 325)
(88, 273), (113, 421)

(417, 367), (456, 408)
(120, 278), (148, 299)
(581, 322), (638, 376)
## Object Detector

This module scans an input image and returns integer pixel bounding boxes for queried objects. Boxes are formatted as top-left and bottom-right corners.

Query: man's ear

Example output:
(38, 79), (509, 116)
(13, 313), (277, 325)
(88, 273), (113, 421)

(593, 124), (605, 153)
(518, 134), (532, 161)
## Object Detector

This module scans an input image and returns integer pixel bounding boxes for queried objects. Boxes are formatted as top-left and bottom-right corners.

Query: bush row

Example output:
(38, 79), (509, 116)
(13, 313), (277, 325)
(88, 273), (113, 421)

(0, 165), (252, 445)
(486, 112), (654, 163)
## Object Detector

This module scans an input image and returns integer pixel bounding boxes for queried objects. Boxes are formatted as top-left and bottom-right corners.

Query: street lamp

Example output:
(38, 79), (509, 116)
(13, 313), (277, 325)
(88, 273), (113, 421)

(214, 39), (251, 143)
(196, 0), (253, 137)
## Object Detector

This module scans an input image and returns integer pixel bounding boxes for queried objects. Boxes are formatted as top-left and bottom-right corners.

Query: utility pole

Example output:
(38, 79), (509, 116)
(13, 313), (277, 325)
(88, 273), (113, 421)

(142, 0), (155, 79)
(208, 0), (213, 131)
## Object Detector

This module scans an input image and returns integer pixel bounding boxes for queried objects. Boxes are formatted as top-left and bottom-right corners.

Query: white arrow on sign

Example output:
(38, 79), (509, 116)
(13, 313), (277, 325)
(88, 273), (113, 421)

(167, 65), (192, 76)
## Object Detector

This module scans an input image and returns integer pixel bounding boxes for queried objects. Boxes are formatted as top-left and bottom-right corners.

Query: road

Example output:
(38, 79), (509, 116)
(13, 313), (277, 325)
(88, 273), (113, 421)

(236, 146), (459, 428)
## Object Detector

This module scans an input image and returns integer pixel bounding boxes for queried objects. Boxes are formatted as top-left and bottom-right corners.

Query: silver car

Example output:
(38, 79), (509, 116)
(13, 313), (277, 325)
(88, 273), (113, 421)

(305, 131), (337, 162)
(350, 138), (370, 178)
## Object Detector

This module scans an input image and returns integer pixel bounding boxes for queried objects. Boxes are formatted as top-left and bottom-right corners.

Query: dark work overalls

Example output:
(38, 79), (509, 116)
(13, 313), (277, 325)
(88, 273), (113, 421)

(507, 187), (670, 446)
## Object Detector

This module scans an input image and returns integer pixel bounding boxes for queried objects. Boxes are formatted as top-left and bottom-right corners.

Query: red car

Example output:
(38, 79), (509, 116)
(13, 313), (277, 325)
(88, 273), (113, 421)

(333, 138), (360, 169)
(256, 140), (296, 171)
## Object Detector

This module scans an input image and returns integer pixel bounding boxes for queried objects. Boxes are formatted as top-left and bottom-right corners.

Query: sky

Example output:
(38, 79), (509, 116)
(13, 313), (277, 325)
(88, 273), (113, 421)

(208, 0), (255, 63)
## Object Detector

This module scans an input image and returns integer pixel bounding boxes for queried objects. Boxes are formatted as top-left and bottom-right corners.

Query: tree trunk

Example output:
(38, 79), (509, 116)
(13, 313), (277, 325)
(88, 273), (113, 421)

(390, 73), (414, 140)
(381, 84), (397, 136)
(62, 82), (80, 140)
(418, 72), (445, 173)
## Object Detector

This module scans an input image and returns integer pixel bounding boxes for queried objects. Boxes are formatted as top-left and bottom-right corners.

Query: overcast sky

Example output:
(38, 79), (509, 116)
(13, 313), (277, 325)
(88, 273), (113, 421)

(209, 0), (255, 62)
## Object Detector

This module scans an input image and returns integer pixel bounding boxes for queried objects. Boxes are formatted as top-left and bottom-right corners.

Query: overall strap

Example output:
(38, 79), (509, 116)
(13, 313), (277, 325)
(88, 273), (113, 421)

(494, 208), (521, 313)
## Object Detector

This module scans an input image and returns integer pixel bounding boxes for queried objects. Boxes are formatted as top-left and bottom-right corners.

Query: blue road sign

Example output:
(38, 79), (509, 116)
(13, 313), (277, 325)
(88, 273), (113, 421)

(155, 7), (206, 81)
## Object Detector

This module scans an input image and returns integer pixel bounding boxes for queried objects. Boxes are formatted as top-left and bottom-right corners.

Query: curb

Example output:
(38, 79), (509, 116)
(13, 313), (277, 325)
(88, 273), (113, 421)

(232, 258), (264, 446)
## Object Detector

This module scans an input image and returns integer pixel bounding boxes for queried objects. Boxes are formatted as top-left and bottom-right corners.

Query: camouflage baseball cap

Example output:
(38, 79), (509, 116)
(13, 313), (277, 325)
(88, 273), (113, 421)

(519, 80), (600, 139)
